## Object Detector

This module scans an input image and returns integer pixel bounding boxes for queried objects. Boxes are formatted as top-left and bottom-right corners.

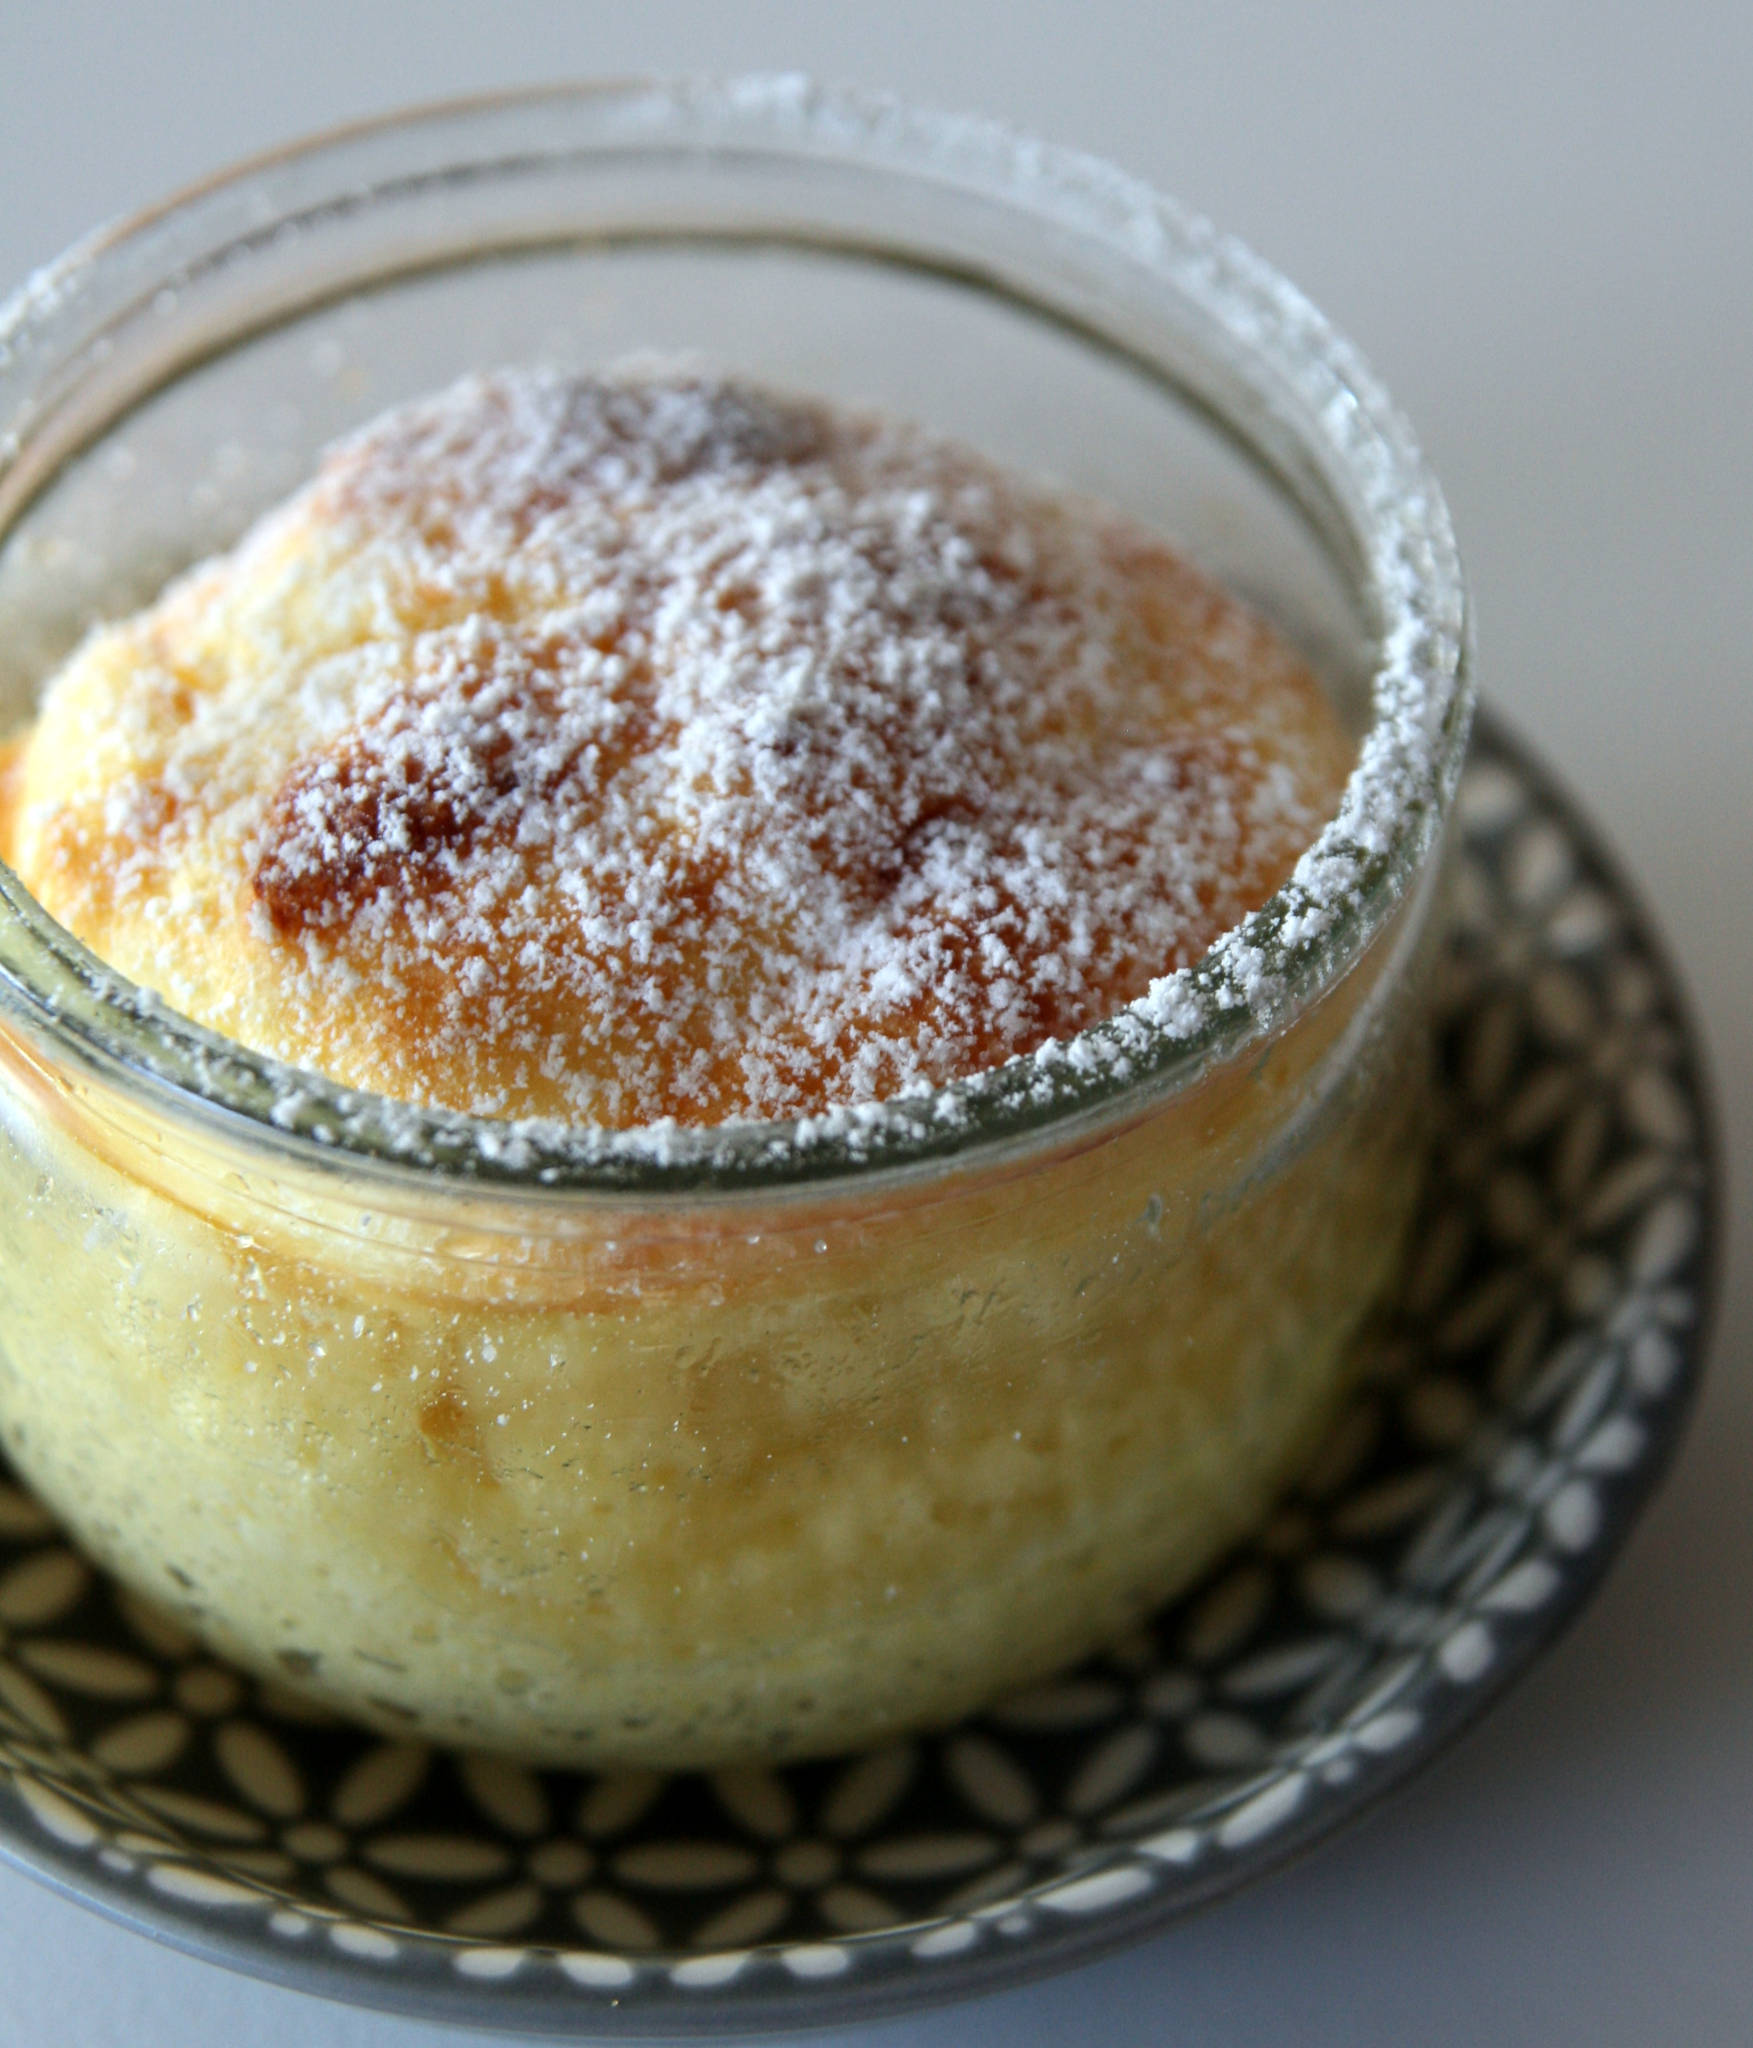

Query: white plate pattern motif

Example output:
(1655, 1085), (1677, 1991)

(0, 716), (1718, 2034)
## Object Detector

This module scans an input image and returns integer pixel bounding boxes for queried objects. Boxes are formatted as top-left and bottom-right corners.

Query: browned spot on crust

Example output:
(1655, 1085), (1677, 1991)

(252, 633), (645, 935)
(313, 368), (828, 543)
(254, 736), (485, 933)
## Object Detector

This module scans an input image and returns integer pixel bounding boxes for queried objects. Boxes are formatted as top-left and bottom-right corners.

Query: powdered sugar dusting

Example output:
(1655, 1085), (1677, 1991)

(9, 367), (1351, 1128)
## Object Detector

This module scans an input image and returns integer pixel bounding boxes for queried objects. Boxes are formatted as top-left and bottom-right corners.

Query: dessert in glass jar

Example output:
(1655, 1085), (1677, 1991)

(0, 82), (1470, 1767)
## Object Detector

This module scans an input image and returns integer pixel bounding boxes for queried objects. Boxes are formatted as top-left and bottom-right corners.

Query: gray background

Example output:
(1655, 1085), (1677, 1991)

(1, 2), (1749, 2041)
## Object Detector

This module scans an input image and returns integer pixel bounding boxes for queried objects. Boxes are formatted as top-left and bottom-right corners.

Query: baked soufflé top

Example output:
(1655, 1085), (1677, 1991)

(0, 369), (1353, 1126)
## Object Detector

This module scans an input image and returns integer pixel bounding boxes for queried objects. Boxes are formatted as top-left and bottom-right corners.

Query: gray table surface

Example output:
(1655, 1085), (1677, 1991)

(2, 3), (1749, 2041)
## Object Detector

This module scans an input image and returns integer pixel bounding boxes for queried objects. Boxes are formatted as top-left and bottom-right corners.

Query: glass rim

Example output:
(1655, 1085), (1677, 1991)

(0, 76), (1473, 1200)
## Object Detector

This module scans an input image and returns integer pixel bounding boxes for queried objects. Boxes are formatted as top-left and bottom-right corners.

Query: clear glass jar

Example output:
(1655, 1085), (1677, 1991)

(0, 81), (1470, 1767)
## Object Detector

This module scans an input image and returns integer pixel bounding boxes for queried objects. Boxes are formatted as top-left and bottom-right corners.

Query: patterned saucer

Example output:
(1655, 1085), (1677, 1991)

(0, 714), (1718, 2036)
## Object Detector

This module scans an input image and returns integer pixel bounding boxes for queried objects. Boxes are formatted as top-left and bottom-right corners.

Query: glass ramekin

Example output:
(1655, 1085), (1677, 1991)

(0, 80), (1470, 1768)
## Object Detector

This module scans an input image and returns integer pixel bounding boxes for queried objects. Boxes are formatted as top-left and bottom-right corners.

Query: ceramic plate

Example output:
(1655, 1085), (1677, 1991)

(0, 714), (1718, 2035)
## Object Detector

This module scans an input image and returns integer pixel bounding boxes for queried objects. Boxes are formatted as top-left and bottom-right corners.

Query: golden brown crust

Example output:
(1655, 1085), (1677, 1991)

(1, 369), (1353, 1126)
